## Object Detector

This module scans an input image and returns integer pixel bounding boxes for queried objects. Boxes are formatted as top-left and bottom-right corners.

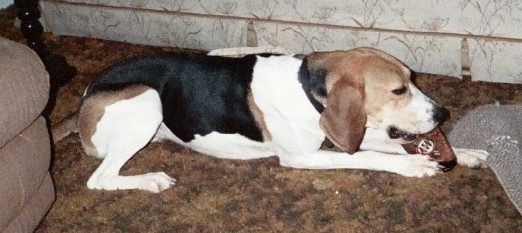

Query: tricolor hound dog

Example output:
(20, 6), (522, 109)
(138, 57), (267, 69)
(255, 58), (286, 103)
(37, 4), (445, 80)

(53, 47), (488, 193)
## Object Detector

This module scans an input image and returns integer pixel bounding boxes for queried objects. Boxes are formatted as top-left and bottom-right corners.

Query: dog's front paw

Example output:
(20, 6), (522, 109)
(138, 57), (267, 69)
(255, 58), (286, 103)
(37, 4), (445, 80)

(392, 155), (441, 177)
(453, 148), (488, 169)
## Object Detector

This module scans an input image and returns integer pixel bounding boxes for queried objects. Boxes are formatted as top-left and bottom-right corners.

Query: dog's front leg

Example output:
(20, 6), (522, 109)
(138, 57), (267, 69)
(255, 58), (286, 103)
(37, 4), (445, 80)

(359, 128), (407, 154)
(453, 147), (489, 169)
(360, 128), (490, 169)
(278, 150), (441, 177)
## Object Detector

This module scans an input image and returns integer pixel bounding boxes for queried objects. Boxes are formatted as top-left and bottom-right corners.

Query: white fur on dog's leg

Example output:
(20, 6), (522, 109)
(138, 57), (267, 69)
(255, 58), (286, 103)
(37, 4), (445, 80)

(86, 148), (176, 193)
(386, 154), (441, 177)
(453, 147), (489, 168)
(85, 88), (176, 193)
(87, 171), (176, 193)
(278, 150), (441, 177)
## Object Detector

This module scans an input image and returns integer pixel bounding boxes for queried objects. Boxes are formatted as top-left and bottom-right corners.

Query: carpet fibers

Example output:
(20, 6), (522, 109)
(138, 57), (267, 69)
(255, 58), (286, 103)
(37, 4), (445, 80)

(1, 8), (521, 233)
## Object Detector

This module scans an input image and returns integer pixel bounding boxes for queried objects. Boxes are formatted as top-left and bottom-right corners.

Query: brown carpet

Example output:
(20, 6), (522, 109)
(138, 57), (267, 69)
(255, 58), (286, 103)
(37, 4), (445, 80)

(2, 8), (522, 232)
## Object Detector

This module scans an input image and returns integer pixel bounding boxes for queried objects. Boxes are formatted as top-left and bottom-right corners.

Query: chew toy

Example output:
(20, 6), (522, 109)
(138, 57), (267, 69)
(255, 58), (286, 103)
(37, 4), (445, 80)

(401, 127), (457, 171)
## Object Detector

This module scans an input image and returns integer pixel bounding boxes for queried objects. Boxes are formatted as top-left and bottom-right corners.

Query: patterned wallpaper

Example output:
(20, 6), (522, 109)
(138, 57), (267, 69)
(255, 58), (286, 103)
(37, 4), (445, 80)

(41, 0), (522, 83)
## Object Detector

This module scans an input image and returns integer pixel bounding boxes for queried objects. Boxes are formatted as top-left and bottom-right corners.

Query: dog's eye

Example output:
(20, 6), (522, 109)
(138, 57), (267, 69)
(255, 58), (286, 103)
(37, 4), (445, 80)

(392, 86), (407, 95)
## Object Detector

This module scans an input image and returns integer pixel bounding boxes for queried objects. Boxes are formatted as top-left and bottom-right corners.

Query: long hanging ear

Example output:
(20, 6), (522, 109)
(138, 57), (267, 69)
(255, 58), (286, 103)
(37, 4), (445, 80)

(319, 80), (366, 154)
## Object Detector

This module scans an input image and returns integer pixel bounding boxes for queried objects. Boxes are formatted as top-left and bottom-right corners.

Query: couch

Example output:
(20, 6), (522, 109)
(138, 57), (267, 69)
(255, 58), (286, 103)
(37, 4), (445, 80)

(0, 36), (55, 233)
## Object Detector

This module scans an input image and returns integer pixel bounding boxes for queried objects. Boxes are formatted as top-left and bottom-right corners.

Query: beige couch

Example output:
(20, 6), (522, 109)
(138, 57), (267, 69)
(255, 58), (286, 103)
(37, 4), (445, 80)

(0, 36), (55, 233)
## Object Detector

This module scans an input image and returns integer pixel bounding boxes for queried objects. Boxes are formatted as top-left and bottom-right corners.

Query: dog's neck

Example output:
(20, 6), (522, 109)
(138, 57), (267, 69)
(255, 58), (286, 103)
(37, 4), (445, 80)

(297, 57), (327, 113)
(297, 57), (335, 148)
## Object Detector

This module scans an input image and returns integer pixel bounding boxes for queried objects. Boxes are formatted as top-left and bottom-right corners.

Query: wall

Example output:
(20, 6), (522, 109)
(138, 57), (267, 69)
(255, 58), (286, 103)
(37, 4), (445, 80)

(40, 0), (522, 83)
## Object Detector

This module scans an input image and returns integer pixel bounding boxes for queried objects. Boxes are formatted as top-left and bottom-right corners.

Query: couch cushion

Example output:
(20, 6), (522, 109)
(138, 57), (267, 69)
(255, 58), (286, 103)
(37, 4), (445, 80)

(0, 117), (52, 231)
(0, 37), (50, 147)
(2, 174), (55, 233)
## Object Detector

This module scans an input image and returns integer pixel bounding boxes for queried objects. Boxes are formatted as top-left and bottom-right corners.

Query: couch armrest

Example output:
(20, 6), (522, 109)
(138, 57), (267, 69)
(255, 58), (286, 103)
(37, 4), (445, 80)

(0, 37), (50, 147)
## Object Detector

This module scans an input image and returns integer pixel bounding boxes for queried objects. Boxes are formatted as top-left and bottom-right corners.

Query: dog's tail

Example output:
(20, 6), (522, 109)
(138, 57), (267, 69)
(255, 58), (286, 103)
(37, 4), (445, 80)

(51, 112), (79, 142)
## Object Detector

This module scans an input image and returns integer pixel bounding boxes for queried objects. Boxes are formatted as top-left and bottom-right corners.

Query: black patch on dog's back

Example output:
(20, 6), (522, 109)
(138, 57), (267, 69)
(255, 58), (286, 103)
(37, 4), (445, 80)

(86, 53), (264, 142)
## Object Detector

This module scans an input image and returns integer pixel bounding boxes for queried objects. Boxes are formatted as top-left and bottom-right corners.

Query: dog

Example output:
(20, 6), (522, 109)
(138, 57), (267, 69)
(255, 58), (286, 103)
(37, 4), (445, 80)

(52, 47), (488, 193)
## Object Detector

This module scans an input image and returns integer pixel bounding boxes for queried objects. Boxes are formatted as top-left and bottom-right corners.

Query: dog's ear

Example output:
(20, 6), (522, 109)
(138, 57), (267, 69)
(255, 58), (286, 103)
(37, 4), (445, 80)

(319, 79), (366, 154)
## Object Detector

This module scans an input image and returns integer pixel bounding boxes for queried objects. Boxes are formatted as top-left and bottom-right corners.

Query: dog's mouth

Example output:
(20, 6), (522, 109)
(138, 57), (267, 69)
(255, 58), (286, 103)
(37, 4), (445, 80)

(388, 126), (417, 142)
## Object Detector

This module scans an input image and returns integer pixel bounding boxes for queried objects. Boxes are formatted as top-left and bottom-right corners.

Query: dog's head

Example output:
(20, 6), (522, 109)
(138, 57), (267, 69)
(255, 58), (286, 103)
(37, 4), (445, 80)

(302, 47), (448, 154)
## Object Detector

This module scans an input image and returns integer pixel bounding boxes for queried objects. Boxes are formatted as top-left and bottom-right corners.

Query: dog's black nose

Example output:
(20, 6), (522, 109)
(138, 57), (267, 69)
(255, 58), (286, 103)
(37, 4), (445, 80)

(433, 106), (450, 124)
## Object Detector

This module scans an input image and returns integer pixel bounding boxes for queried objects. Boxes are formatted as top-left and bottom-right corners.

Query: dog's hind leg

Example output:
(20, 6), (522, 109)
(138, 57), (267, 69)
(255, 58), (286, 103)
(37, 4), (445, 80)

(80, 86), (175, 193)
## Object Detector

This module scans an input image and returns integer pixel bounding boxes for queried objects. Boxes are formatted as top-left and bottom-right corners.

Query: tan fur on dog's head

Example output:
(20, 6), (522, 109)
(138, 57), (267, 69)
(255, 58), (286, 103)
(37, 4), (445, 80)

(305, 47), (441, 154)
